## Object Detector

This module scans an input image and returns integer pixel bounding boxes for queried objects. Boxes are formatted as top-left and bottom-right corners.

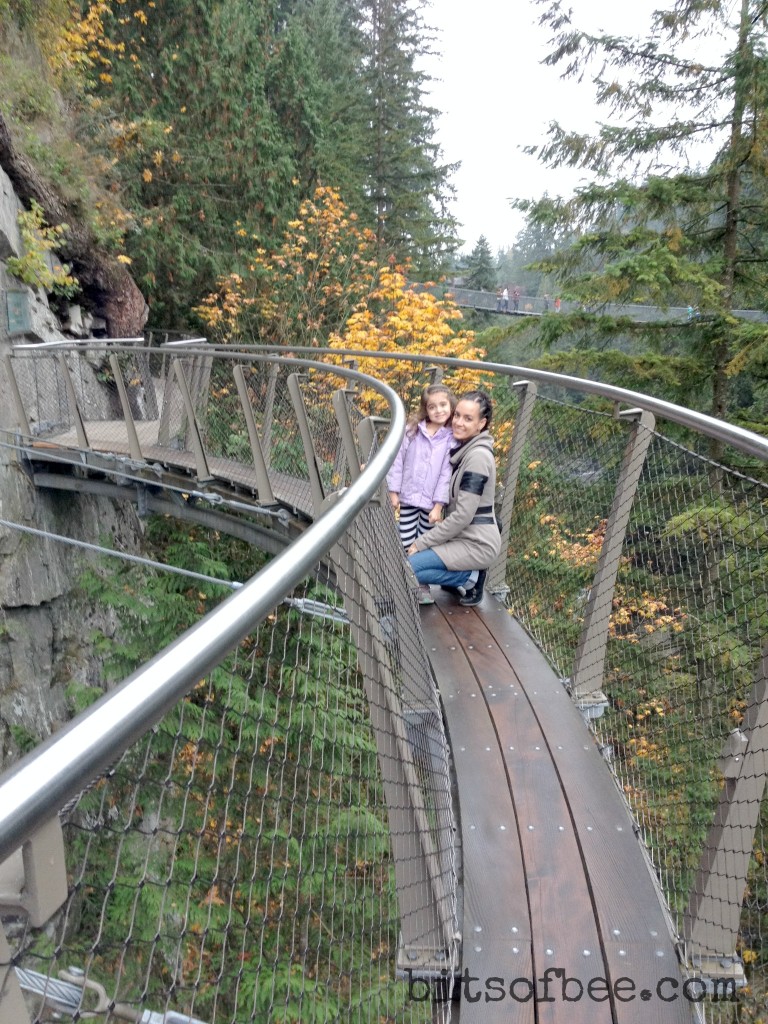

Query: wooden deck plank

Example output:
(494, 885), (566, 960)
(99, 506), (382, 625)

(464, 599), (695, 1023)
(420, 603), (534, 1023)
(433, 599), (612, 1024)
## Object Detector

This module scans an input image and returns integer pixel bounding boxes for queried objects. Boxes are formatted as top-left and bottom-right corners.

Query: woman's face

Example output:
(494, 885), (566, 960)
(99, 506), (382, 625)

(452, 399), (487, 441)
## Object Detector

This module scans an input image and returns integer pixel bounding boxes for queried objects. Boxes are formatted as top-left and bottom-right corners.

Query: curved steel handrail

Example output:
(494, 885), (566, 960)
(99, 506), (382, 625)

(28, 339), (768, 461)
(0, 357), (406, 865)
(183, 343), (768, 462)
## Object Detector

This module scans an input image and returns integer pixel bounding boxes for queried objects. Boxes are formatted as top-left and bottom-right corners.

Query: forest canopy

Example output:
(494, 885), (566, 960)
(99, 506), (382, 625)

(0, 0), (459, 329)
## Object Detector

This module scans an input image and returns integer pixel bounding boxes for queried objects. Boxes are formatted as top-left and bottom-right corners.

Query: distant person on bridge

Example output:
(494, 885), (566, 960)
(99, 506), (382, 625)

(387, 384), (457, 553)
(501, 286), (509, 312)
(512, 287), (520, 312)
(407, 391), (501, 607)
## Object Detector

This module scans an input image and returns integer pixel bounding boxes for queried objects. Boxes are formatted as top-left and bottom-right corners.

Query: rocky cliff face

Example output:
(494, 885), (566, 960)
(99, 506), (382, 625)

(0, 164), (144, 771)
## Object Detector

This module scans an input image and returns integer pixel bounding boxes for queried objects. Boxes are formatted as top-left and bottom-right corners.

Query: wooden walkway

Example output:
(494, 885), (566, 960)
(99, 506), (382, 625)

(26, 422), (314, 517)
(421, 591), (696, 1023)
(23, 424), (698, 1022)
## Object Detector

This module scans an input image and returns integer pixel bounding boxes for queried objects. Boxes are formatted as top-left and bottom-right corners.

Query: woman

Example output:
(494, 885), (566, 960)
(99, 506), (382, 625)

(407, 390), (501, 607)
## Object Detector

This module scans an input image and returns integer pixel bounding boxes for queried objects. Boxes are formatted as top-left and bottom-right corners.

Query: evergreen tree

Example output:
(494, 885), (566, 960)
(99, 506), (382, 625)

(496, 215), (564, 296)
(66, 0), (458, 323)
(356, 0), (459, 273)
(86, 0), (317, 326)
(519, 0), (768, 425)
(464, 235), (496, 291)
(290, 0), (371, 206)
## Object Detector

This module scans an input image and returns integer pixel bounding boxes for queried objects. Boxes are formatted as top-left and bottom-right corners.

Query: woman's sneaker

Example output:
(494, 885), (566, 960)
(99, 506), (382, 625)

(416, 584), (435, 605)
(459, 569), (487, 607)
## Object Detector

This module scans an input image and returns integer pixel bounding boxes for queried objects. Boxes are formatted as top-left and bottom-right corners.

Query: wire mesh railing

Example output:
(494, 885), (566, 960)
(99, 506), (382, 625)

(499, 397), (768, 991)
(7, 549), (453, 1024)
(0, 348), (457, 1023)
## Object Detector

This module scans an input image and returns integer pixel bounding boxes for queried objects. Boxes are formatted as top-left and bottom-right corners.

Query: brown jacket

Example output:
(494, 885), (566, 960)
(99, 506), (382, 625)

(412, 432), (501, 570)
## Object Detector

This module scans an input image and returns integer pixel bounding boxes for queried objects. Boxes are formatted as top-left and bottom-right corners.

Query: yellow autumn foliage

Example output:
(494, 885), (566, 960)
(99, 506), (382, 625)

(328, 263), (486, 404)
(195, 185), (488, 406)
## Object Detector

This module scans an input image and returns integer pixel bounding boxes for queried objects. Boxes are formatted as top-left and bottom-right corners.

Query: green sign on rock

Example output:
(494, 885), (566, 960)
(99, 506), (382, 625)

(6, 290), (32, 337)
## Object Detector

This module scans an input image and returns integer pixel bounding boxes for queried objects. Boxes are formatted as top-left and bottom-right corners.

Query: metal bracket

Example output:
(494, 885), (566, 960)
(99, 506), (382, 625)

(678, 951), (747, 998)
(0, 817), (67, 926)
(395, 935), (459, 982)
(717, 729), (748, 779)
(573, 689), (610, 722)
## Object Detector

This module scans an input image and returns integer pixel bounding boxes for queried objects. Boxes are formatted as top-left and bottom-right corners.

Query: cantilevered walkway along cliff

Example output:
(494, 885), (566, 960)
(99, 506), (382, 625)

(1, 341), (767, 1023)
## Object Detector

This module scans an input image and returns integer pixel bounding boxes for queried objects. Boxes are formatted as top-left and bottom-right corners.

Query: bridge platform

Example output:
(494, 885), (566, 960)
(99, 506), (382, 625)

(421, 591), (695, 1023)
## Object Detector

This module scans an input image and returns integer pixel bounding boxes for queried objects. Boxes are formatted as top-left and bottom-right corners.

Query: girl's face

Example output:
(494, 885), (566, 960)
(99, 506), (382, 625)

(425, 393), (453, 427)
(452, 399), (487, 441)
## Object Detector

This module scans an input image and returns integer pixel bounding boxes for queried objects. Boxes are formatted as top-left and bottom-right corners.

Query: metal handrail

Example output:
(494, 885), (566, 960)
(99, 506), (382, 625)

(0, 357), (405, 866)
(176, 344), (768, 462)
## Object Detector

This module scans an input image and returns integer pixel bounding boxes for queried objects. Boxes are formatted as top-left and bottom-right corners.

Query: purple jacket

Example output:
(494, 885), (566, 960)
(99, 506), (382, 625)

(387, 421), (454, 510)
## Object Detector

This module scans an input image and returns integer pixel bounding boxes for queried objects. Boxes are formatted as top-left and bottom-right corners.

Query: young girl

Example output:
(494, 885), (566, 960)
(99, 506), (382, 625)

(387, 384), (456, 552)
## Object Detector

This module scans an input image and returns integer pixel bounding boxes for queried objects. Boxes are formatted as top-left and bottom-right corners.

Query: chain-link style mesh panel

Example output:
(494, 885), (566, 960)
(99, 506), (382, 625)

(330, 503), (458, 959)
(588, 435), (768, 1018)
(500, 393), (768, 1017)
(5, 516), (455, 1023)
(196, 358), (316, 505)
(503, 394), (628, 676)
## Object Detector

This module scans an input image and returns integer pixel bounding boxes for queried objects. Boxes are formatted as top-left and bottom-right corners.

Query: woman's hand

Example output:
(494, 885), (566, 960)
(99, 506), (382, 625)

(428, 502), (444, 524)
(406, 543), (418, 556)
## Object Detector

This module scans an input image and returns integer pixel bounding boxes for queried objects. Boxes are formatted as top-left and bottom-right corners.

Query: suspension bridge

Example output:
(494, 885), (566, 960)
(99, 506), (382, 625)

(0, 340), (767, 1023)
(444, 285), (768, 323)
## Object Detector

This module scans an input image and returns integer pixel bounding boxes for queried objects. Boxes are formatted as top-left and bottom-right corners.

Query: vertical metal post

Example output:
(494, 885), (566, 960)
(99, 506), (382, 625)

(570, 409), (656, 701)
(57, 353), (89, 449)
(0, 928), (29, 1024)
(108, 354), (143, 462)
(332, 389), (361, 486)
(684, 645), (768, 964)
(287, 372), (325, 515)
(261, 357), (279, 467)
(488, 380), (538, 594)
(170, 359), (213, 483)
(0, 818), (68, 927)
(0, 816), (67, 1024)
(356, 416), (389, 506)
(2, 356), (31, 436)
(233, 364), (275, 503)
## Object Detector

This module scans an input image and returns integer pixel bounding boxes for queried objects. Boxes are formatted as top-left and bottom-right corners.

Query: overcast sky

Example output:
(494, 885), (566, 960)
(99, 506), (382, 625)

(424, 0), (715, 254)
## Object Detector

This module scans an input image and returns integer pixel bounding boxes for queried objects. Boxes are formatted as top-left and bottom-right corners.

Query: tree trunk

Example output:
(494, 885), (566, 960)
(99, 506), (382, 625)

(0, 112), (147, 338)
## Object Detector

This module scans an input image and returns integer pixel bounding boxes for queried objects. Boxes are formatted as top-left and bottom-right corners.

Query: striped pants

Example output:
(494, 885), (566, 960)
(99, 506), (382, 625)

(398, 505), (433, 551)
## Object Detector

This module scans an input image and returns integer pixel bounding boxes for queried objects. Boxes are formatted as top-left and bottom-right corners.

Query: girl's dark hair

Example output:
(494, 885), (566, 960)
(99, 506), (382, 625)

(459, 390), (493, 431)
(407, 383), (457, 433)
